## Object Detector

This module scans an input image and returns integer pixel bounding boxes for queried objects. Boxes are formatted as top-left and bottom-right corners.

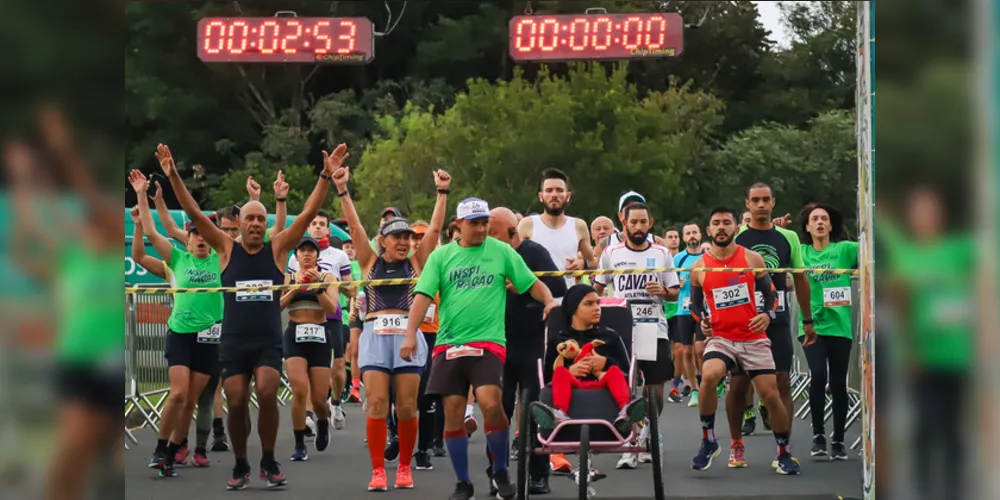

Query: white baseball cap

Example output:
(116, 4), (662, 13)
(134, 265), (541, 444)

(456, 197), (490, 220)
(618, 191), (646, 212)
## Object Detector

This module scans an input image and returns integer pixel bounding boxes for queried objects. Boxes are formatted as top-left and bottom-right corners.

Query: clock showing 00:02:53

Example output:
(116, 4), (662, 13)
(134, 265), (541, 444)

(197, 17), (375, 64)
(508, 13), (684, 62)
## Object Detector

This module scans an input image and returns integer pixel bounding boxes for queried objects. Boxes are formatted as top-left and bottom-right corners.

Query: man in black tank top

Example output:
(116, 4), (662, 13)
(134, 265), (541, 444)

(160, 142), (350, 489)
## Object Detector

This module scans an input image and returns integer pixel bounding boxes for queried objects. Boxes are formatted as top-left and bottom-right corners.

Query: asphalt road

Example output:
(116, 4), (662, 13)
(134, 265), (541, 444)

(125, 395), (863, 500)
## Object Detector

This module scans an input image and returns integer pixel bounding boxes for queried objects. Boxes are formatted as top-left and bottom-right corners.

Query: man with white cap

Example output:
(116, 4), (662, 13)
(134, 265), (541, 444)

(402, 197), (557, 500)
(595, 191), (666, 258)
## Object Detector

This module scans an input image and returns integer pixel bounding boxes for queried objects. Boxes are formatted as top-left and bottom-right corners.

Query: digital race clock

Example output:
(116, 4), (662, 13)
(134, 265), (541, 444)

(197, 17), (375, 64)
(508, 13), (684, 62)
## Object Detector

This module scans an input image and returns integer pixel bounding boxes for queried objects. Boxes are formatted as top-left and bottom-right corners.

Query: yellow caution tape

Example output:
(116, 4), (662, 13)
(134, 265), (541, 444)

(124, 267), (858, 294)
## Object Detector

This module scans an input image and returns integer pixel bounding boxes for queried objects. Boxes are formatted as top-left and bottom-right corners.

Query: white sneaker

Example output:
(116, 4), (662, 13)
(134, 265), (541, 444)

(305, 415), (317, 436)
(333, 405), (347, 430)
(616, 446), (639, 470)
(638, 436), (652, 463)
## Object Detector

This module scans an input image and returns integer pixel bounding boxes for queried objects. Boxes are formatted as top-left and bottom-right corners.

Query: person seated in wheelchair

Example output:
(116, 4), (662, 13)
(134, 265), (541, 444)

(529, 284), (647, 438)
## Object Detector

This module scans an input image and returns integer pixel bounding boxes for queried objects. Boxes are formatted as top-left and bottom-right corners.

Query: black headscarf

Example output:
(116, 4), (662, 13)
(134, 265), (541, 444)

(563, 284), (596, 325)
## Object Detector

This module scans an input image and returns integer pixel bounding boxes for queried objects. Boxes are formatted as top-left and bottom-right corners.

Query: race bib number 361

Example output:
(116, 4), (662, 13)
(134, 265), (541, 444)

(713, 283), (750, 309)
(197, 323), (222, 344)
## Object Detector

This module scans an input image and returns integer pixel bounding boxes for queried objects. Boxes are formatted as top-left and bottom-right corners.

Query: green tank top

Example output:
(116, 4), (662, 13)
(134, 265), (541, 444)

(167, 247), (223, 333)
(57, 247), (125, 364)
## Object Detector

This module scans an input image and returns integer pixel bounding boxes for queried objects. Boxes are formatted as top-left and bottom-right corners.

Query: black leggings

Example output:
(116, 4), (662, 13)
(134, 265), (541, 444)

(417, 332), (444, 451)
(486, 350), (549, 479)
(801, 335), (853, 442)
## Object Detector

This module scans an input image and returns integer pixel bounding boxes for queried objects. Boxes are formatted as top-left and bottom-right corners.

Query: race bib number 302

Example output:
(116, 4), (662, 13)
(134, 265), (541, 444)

(235, 280), (273, 302)
(373, 314), (407, 335)
(823, 287), (851, 307)
(713, 283), (750, 309)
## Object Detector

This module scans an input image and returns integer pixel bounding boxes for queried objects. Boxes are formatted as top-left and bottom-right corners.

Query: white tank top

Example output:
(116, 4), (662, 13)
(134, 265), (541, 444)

(530, 214), (580, 288)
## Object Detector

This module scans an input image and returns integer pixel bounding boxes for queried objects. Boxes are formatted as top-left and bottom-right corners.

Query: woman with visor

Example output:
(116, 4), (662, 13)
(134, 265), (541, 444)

(334, 165), (450, 492)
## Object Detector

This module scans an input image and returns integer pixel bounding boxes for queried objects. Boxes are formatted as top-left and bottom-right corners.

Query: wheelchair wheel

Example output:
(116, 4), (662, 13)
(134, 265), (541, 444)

(517, 388), (532, 500)
(578, 424), (590, 500)
(646, 385), (665, 500)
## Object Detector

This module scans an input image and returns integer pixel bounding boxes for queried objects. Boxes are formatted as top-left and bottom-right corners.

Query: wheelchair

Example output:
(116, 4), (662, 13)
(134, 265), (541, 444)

(515, 302), (665, 500)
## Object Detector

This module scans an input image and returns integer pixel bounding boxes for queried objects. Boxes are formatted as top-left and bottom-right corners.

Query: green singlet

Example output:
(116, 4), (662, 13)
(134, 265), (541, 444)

(57, 246), (124, 365)
(798, 240), (859, 339)
(166, 247), (223, 333)
(415, 237), (537, 348)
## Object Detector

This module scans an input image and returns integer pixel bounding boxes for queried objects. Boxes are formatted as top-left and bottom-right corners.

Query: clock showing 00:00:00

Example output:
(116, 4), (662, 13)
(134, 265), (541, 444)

(197, 17), (375, 64)
(508, 13), (684, 62)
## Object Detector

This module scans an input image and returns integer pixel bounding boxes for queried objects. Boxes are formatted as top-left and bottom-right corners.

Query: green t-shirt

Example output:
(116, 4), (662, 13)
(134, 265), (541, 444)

(340, 260), (363, 324)
(57, 247), (124, 364)
(414, 237), (538, 348)
(885, 229), (974, 369)
(166, 247), (223, 333)
(798, 241), (859, 339)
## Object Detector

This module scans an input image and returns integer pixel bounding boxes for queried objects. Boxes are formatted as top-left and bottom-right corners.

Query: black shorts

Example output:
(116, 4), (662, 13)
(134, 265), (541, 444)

(283, 321), (333, 369)
(667, 316), (681, 343)
(326, 320), (345, 360)
(425, 348), (504, 397)
(164, 328), (221, 376)
(731, 322), (793, 375)
(637, 338), (673, 385)
(219, 338), (283, 380)
(57, 361), (121, 414)
(676, 315), (705, 346)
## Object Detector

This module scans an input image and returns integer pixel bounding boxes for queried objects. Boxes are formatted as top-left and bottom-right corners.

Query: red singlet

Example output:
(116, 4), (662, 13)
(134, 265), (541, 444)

(701, 245), (764, 342)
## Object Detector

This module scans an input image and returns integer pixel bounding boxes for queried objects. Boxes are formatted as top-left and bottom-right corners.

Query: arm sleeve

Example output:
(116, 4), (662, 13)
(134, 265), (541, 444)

(756, 273), (776, 312)
(504, 242), (539, 294)
(528, 243), (567, 298)
(689, 286), (706, 321)
(413, 249), (443, 298)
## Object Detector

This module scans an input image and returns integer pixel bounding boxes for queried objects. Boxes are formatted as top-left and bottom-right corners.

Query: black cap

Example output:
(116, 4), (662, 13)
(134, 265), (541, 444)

(379, 217), (415, 237)
(382, 206), (403, 218)
(296, 236), (320, 252)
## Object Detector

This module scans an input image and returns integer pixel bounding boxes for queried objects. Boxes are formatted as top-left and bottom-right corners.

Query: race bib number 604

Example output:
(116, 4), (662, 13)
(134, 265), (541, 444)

(823, 287), (851, 307)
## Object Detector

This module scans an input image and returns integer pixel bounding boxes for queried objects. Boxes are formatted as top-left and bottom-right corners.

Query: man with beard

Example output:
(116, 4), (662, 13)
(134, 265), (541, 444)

(686, 207), (801, 475)
(594, 191), (665, 260)
(160, 142), (350, 489)
(728, 182), (816, 470)
(593, 203), (680, 470)
(485, 206), (566, 494)
(518, 168), (597, 289)
(670, 222), (706, 406)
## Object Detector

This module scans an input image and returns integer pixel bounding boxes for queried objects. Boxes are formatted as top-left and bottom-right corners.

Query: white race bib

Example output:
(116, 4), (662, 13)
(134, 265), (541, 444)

(423, 304), (437, 323)
(630, 302), (660, 321)
(446, 345), (484, 359)
(823, 287), (851, 307)
(682, 297), (691, 311)
(373, 314), (407, 335)
(714, 283), (750, 309)
(197, 323), (222, 344)
(235, 280), (274, 302)
(755, 291), (787, 313)
(294, 323), (326, 343)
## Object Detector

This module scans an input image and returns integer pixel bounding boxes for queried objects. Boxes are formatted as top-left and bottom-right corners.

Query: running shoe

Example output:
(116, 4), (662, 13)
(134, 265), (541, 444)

(290, 445), (308, 462)
(159, 463), (178, 477)
(226, 466), (251, 490)
(615, 447), (639, 470)
(385, 435), (400, 462)
(716, 380), (727, 398)
(691, 439), (721, 471)
(811, 434), (828, 457)
(394, 464), (414, 489)
(550, 453), (573, 474)
(638, 434), (662, 464)
(211, 432), (229, 452)
(315, 418), (330, 452)
(728, 439), (747, 468)
(682, 385), (692, 397)
(687, 389), (700, 407)
(191, 449), (211, 468)
(529, 402), (569, 430)
(775, 452), (802, 475)
(147, 450), (165, 470)
(304, 413), (316, 438)
(614, 398), (648, 438)
(741, 409), (757, 436)
(449, 481), (474, 500)
(492, 468), (516, 499)
(510, 433), (520, 462)
(414, 450), (433, 470)
(174, 444), (189, 466)
(260, 460), (287, 488)
(464, 414), (479, 436)
(667, 387), (683, 403)
(368, 467), (388, 492)
(771, 454), (800, 469)
(758, 402), (771, 431)
(830, 441), (848, 461)
(431, 439), (447, 457)
(332, 404), (347, 430)
(348, 385), (362, 403)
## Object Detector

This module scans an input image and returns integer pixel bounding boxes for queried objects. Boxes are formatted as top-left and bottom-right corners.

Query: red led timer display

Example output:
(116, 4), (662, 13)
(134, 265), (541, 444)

(197, 17), (375, 64)
(508, 13), (684, 61)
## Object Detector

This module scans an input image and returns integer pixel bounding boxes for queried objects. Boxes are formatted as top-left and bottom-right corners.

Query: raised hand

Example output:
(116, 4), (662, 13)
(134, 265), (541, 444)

(433, 169), (451, 190)
(773, 213), (792, 228)
(154, 144), (176, 177)
(273, 170), (289, 198)
(322, 143), (349, 176)
(246, 176), (262, 200)
(151, 180), (164, 203)
(331, 166), (350, 191)
(130, 206), (141, 224)
(128, 170), (148, 194)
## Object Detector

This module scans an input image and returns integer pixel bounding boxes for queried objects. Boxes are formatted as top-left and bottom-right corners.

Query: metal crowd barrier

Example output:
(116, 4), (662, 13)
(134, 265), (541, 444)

(788, 276), (864, 451)
(125, 284), (294, 445)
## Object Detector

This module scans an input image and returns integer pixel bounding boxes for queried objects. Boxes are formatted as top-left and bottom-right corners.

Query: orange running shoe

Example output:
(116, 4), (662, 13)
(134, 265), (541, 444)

(550, 453), (572, 474)
(394, 464), (414, 489)
(368, 467), (388, 492)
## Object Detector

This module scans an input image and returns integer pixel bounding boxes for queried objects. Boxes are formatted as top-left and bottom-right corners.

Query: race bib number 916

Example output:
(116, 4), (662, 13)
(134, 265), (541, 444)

(373, 314), (407, 335)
